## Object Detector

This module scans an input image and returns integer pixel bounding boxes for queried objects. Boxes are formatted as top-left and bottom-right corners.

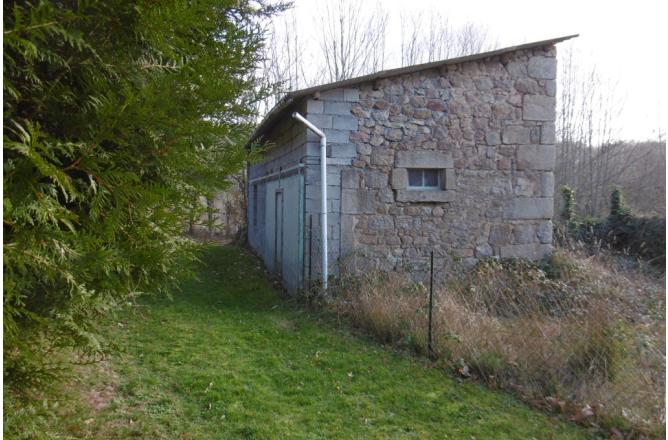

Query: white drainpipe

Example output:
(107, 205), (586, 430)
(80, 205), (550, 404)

(292, 112), (328, 290)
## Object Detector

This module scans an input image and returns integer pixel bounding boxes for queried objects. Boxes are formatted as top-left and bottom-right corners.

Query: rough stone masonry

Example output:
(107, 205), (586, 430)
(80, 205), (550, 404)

(332, 45), (557, 275)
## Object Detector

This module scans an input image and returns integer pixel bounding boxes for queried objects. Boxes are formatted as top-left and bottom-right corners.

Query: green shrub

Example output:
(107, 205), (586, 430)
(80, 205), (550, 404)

(609, 188), (631, 218)
(470, 352), (506, 379)
(561, 186), (577, 223)
(557, 186), (665, 268)
(541, 250), (583, 280)
(565, 325), (626, 384)
(3, 0), (281, 392)
(603, 214), (665, 265)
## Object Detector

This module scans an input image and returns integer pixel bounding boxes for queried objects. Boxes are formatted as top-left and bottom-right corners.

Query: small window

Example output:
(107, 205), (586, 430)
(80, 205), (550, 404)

(407, 169), (441, 190)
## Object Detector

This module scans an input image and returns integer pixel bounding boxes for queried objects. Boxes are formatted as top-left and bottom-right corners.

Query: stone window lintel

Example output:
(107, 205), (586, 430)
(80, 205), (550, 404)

(395, 150), (453, 168)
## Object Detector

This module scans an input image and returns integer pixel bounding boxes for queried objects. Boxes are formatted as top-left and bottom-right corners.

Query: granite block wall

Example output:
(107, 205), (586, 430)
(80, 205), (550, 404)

(338, 45), (558, 277)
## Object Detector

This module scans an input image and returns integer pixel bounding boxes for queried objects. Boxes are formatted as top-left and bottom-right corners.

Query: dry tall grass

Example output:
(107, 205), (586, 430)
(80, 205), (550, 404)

(330, 249), (665, 438)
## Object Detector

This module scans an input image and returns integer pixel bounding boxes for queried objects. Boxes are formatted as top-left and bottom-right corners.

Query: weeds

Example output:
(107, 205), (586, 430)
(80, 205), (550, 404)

(329, 248), (665, 438)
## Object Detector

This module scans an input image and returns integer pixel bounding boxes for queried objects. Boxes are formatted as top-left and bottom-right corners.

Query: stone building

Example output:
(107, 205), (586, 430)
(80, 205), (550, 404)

(247, 35), (576, 293)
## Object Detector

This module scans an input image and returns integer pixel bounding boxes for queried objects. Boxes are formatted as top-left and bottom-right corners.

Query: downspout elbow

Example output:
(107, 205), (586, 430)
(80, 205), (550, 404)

(292, 112), (329, 291)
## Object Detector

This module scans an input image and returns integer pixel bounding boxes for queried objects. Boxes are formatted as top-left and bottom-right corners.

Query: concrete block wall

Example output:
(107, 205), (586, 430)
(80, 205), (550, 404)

(302, 88), (360, 281)
(247, 102), (308, 259)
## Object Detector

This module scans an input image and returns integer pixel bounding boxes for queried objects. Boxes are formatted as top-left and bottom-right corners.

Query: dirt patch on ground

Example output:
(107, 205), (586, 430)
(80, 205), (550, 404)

(271, 316), (299, 332)
(88, 382), (115, 411)
(77, 359), (119, 412)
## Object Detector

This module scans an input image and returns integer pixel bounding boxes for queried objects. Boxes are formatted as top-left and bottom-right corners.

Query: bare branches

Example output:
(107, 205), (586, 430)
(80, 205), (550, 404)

(258, 3), (498, 104)
(399, 12), (496, 66)
(316, 0), (388, 82)
(400, 13), (424, 67)
(555, 47), (664, 217)
(256, 11), (307, 114)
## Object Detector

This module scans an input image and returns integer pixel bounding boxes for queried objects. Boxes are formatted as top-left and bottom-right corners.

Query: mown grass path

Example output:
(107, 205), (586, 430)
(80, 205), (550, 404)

(71, 246), (592, 439)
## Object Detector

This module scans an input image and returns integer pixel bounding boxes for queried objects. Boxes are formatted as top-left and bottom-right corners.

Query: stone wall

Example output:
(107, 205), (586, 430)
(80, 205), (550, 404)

(339, 45), (557, 276)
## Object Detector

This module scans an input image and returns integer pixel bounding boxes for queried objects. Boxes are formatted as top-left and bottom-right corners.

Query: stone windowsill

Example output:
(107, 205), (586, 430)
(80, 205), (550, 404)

(395, 190), (454, 203)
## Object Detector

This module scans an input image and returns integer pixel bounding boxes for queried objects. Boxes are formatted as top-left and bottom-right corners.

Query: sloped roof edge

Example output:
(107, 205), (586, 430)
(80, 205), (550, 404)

(248, 34), (578, 146)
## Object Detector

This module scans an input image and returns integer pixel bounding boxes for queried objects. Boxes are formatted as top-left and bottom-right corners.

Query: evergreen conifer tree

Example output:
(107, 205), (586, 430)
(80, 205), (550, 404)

(3, 0), (284, 389)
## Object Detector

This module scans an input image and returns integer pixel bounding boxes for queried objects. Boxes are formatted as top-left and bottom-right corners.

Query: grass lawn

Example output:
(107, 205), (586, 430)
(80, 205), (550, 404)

(9, 245), (595, 439)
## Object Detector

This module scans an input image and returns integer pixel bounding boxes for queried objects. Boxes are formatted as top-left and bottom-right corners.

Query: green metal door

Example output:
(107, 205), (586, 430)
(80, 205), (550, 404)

(263, 172), (303, 294)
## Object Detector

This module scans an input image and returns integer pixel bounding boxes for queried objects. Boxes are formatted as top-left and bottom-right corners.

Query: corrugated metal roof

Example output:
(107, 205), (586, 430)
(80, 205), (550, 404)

(248, 34), (578, 146)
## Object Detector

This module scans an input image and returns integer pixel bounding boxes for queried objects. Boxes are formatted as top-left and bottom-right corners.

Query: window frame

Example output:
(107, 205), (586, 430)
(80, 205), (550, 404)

(406, 168), (442, 191)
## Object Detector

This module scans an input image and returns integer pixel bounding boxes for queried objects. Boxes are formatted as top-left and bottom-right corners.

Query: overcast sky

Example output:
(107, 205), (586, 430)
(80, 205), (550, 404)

(280, 0), (666, 141)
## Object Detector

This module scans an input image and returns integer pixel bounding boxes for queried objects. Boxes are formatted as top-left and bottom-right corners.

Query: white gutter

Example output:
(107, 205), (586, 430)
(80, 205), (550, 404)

(292, 112), (328, 290)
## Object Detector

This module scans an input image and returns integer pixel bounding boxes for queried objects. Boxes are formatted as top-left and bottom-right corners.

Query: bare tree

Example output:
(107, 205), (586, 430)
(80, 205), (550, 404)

(554, 47), (665, 217)
(454, 22), (495, 57)
(261, 5), (496, 100)
(316, 0), (388, 82)
(556, 51), (623, 217)
(256, 11), (309, 115)
(399, 12), (496, 67)
(400, 12), (424, 66)
(424, 14), (461, 62)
